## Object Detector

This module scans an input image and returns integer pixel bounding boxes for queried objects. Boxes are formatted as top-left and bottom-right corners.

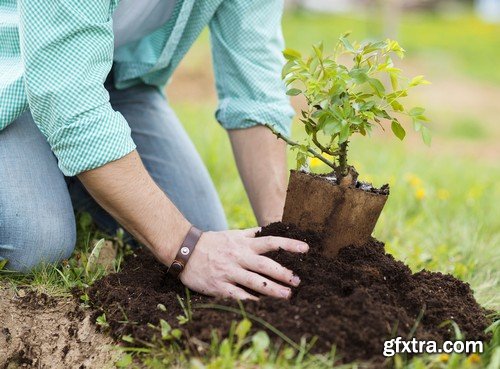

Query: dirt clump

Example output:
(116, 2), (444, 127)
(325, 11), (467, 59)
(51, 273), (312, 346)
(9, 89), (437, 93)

(88, 222), (491, 363)
(0, 288), (118, 369)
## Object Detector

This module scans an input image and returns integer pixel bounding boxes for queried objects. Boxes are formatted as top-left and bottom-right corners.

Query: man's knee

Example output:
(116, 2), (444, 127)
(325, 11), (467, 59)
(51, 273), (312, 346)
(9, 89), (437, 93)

(0, 214), (76, 273)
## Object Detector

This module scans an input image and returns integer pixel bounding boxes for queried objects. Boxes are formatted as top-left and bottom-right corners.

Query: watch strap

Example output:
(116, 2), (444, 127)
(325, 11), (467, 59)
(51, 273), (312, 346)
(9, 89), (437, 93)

(168, 226), (203, 278)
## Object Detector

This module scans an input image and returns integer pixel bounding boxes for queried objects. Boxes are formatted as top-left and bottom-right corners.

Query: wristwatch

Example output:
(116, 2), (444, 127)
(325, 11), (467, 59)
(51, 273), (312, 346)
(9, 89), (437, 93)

(168, 226), (203, 278)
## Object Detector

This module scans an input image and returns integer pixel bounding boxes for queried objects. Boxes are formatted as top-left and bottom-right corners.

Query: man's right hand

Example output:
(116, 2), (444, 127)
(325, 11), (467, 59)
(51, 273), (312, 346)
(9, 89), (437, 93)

(180, 228), (309, 300)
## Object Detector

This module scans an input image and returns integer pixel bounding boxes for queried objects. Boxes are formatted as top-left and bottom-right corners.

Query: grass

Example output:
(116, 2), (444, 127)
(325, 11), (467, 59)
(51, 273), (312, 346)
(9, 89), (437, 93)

(1, 8), (499, 369)
(281, 9), (500, 84)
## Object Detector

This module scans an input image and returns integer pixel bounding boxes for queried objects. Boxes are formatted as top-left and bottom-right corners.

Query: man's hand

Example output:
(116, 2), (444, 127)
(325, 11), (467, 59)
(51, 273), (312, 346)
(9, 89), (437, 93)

(78, 150), (306, 300)
(229, 126), (288, 227)
(181, 228), (308, 300)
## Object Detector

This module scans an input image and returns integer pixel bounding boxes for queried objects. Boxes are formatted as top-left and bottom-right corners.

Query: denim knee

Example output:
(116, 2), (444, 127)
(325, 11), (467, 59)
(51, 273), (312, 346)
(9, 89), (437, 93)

(0, 213), (76, 273)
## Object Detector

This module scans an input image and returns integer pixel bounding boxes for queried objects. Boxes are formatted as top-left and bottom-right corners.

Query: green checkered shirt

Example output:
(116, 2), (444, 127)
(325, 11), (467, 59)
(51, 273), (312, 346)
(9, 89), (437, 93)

(0, 0), (294, 175)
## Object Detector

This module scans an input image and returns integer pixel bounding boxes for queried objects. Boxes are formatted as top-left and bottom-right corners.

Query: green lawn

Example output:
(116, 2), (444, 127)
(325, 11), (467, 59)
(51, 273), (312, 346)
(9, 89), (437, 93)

(281, 10), (500, 84)
(1, 9), (499, 369)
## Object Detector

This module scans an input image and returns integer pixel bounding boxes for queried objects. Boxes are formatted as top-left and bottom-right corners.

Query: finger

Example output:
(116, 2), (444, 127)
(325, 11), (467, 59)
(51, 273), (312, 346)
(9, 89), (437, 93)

(233, 270), (292, 299)
(240, 227), (262, 237)
(250, 236), (309, 254)
(244, 255), (300, 287)
(218, 283), (258, 301)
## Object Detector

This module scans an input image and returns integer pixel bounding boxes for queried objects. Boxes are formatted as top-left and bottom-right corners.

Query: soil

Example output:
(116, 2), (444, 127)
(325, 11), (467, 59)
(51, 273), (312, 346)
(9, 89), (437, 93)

(88, 222), (491, 364)
(309, 170), (390, 196)
(0, 287), (118, 369)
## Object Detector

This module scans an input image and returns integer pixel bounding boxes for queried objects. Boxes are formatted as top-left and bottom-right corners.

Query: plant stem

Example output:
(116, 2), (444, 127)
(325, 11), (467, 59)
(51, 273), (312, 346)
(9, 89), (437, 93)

(338, 140), (349, 177)
(312, 131), (334, 156)
(266, 125), (336, 170)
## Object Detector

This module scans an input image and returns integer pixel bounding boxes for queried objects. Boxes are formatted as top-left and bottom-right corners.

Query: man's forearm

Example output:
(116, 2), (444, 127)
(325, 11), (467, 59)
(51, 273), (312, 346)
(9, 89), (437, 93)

(77, 150), (191, 265)
(229, 125), (288, 226)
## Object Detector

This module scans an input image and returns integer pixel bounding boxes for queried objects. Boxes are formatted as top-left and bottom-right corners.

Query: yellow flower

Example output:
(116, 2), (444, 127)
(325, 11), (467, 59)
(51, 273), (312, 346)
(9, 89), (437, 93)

(405, 173), (422, 188)
(467, 186), (483, 200)
(415, 188), (426, 200)
(437, 189), (450, 200)
(310, 157), (323, 168)
(438, 353), (449, 363)
(310, 153), (334, 168)
(467, 353), (481, 364)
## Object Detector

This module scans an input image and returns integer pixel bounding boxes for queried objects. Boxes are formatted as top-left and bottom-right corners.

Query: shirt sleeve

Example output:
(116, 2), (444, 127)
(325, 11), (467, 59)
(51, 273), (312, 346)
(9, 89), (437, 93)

(208, 0), (295, 137)
(18, 0), (136, 176)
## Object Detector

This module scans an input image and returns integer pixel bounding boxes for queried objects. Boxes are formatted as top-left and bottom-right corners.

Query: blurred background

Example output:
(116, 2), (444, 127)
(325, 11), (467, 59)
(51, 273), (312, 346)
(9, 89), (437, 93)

(166, 0), (499, 308)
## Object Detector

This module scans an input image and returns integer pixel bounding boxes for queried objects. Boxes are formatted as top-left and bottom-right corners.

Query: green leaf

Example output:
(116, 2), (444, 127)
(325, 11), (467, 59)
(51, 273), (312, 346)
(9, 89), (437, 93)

(409, 75), (430, 87)
(282, 60), (296, 79)
(286, 88), (302, 96)
(339, 123), (350, 143)
(362, 41), (386, 55)
(415, 114), (429, 122)
(339, 36), (355, 52)
(368, 78), (386, 97)
(359, 101), (376, 111)
(177, 315), (189, 325)
(374, 109), (391, 120)
(115, 353), (133, 368)
(296, 151), (308, 170)
(409, 107), (425, 117)
(312, 42), (323, 59)
(171, 328), (183, 340)
(96, 313), (109, 328)
(236, 319), (252, 342)
(390, 100), (404, 112)
(421, 126), (432, 146)
(0, 259), (7, 271)
(160, 319), (172, 340)
(85, 238), (105, 276)
(252, 331), (270, 353)
(387, 39), (406, 58)
(349, 68), (368, 83)
(391, 120), (406, 140)
(122, 335), (134, 343)
(283, 48), (302, 60)
(323, 119), (342, 135)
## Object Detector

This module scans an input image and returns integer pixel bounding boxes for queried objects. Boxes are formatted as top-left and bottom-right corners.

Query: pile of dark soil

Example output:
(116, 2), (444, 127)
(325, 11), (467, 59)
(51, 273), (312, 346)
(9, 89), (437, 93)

(88, 223), (491, 363)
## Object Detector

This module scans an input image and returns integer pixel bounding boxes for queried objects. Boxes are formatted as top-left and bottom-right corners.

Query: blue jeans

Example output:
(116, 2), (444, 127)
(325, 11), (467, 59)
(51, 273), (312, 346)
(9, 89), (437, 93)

(0, 80), (227, 272)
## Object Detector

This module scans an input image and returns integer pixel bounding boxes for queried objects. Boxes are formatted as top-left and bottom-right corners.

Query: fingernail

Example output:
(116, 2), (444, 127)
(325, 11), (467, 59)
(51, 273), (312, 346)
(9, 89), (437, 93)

(280, 289), (291, 299)
(297, 243), (309, 253)
(291, 275), (301, 286)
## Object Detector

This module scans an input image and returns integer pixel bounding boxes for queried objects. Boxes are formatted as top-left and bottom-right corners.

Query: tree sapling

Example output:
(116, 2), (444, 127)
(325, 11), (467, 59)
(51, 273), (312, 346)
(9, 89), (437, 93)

(269, 34), (430, 256)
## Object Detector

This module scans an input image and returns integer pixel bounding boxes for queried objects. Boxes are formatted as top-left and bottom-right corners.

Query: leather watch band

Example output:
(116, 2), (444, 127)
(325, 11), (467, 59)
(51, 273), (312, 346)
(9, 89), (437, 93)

(168, 226), (203, 278)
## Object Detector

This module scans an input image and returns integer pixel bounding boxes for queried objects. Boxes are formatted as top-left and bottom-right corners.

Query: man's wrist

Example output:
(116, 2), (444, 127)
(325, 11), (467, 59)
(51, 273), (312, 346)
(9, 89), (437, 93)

(154, 218), (192, 267)
(168, 226), (203, 278)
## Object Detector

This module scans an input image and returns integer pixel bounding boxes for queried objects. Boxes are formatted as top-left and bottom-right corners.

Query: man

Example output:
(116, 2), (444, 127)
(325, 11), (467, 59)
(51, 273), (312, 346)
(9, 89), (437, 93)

(0, 0), (309, 300)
